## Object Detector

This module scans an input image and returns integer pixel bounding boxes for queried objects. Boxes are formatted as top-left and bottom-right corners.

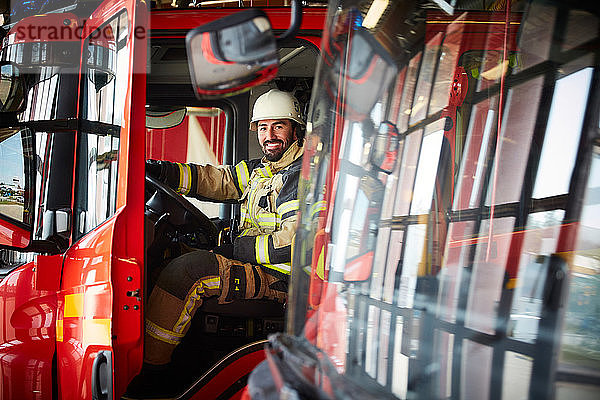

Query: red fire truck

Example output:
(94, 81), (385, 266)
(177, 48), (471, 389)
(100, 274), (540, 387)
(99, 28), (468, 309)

(1, 0), (599, 399)
(0, 0), (325, 399)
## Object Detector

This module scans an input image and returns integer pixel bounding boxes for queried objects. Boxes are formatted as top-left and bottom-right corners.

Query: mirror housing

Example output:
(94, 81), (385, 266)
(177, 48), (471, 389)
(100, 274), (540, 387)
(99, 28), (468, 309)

(328, 29), (398, 118)
(369, 121), (400, 174)
(87, 23), (117, 91)
(186, 9), (279, 99)
(0, 61), (26, 113)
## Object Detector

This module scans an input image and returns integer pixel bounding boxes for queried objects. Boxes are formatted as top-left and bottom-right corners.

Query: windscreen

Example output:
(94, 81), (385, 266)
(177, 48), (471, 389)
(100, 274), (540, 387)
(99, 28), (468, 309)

(289, 0), (600, 399)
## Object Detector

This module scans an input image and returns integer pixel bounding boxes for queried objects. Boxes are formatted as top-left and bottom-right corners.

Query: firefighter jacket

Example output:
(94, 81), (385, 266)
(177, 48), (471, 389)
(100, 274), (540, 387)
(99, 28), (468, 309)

(167, 141), (303, 279)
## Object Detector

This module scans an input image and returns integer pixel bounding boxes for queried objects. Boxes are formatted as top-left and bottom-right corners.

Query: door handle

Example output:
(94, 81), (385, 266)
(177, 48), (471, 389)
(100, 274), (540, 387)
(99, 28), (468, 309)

(92, 350), (113, 400)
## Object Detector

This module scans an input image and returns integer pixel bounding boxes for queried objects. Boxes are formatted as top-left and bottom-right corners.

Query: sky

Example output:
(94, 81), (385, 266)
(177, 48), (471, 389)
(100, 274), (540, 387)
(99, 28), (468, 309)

(0, 133), (25, 186)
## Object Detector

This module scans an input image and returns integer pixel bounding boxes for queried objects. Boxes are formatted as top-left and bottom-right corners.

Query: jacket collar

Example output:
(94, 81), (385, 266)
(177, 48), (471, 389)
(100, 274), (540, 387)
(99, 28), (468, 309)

(261, 140), (303, 172)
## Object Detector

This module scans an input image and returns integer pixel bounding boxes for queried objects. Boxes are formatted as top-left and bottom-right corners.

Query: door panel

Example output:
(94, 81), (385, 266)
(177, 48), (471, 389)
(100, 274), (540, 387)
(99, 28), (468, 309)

(57, 219), (114, 399)
(56, 0), (146, 398)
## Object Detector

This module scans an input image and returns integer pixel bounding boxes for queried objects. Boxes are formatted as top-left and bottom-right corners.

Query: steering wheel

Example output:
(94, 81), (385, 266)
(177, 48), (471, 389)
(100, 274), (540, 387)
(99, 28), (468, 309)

(145, 175), (218, 249)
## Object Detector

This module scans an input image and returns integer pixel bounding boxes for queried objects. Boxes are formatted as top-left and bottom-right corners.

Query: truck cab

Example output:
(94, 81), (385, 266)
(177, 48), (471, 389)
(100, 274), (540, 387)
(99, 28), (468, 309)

(0, 1), (325, 399)
(2, 0), (600, 400)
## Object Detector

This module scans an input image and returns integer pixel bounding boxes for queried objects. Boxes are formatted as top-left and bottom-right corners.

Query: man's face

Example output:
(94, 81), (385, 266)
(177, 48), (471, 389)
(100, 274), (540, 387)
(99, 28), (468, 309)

(257, 119), (297, 162)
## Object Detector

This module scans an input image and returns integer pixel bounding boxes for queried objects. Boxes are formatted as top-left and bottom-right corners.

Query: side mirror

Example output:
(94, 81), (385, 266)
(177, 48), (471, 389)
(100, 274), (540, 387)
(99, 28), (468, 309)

(186, 0), (303, 99)
(330, 29), (397, 117)
(87, 23), (117, 91)
(369, 121), (400, 174)
(41, 209), (71, 249)
(0, 61), (26, 113)
(186, 9), (279, 99)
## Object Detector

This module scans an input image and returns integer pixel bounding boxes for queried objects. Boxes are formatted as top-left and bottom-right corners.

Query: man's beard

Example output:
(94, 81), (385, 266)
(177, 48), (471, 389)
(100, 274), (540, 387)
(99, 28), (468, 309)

(263, 139), (287, 162)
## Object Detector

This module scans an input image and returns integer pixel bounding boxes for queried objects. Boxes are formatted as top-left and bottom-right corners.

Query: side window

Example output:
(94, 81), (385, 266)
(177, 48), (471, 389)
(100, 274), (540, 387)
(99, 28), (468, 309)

(74, 132), (119, 239)
(0, 128), (34, 226)
(146, 106), (228, 218)
(73, 11), (129, 240)
(33, 131), (75, 249)
(0, 128), (35, 276)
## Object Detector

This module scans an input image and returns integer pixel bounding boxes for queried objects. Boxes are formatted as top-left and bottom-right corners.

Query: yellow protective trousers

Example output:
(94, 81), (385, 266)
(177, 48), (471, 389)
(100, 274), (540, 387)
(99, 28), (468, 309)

(144, 249), (287, 365)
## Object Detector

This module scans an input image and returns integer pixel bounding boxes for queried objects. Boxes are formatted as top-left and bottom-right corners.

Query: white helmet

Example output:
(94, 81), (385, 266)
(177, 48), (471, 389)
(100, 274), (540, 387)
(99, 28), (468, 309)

(250, 89), (305, 130)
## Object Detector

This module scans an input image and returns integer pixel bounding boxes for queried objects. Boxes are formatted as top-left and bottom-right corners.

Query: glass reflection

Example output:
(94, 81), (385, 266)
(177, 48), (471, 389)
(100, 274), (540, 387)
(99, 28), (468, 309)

(74, 11), (128, 240)
(533, 67), (593, 199)
(558, 148), (600, 373)
(0, 131), (26, 222)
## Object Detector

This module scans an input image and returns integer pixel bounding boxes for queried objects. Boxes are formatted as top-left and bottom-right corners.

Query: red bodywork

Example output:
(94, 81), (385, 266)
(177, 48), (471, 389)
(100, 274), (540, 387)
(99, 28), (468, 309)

(150, 7), (325, 48)
(0, 3), (325, 400)
(0, 261), (56, 398)
(0, 222), (29, 248)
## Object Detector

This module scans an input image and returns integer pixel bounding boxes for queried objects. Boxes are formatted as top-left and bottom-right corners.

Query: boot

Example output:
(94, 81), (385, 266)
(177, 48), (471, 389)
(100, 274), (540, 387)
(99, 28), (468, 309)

(123, 363), (182, 399)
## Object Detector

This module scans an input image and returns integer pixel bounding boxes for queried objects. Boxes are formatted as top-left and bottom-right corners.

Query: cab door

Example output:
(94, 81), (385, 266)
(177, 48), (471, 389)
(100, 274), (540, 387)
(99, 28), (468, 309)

(56, 0), (147, 399)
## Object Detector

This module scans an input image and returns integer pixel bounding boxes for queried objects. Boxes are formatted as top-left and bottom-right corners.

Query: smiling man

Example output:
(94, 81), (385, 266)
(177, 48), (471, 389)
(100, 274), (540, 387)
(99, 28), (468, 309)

(129, 89), (304, 398)
(258, 119), (297, 161)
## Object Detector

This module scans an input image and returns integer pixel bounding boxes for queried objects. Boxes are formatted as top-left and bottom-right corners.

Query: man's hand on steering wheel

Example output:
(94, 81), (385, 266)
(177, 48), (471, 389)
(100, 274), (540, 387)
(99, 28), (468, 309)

(145, 160), (219, 249)
(146, 159), (180, 188)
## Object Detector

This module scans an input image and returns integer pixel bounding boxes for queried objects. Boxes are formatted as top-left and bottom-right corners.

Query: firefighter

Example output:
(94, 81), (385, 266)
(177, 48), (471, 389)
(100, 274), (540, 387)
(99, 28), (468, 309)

(127, 89), (304, 397)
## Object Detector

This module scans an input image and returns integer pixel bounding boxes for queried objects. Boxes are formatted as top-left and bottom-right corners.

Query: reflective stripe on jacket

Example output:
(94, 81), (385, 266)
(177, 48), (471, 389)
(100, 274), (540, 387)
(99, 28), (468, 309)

(172, 141), (303, 277)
